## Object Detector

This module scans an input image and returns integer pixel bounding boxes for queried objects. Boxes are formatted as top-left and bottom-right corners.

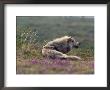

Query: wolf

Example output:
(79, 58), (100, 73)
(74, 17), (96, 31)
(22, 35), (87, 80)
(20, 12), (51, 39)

(42, 36), (81, 60)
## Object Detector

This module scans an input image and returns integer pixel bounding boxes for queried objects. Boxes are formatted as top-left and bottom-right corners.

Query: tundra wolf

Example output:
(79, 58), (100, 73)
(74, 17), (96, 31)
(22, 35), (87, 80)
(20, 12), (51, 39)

(42, 36), (81, 60)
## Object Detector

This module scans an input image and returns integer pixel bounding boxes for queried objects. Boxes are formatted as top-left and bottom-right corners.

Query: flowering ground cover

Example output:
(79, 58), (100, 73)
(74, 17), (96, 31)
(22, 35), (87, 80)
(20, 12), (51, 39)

(16, 16), (94, 74)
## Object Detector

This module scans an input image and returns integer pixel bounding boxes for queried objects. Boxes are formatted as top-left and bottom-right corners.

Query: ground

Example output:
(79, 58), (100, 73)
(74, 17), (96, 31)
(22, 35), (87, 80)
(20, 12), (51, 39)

(16, 16), (94, 74)
(17, 58), (94, 74)
(16, 47), (94, 74)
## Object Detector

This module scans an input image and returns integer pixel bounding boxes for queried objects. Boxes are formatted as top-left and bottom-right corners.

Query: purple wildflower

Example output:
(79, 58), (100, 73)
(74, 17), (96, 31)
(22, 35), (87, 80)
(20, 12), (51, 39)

(31, 59), (37, 64)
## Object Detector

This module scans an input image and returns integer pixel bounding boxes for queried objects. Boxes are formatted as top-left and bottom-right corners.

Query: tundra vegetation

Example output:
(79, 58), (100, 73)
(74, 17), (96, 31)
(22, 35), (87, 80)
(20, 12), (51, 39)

(16, 16), (94, 74)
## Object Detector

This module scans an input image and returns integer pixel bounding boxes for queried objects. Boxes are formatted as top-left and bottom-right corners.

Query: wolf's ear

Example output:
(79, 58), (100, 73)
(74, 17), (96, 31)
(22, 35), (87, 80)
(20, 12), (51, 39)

(67, 37), (72, 43)
(67, 37), (75, 43)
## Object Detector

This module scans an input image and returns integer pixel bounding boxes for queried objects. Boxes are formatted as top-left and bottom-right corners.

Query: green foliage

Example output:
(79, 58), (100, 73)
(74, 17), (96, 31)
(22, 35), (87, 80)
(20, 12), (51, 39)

(16, 16), (94, 59)
(67, 48), (94, 59)
(16, 16), (94, 74)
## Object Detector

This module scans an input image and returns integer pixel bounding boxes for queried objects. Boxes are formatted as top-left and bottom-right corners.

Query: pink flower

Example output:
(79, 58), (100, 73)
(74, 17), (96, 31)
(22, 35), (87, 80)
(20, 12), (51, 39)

(31, 59), (37, 64)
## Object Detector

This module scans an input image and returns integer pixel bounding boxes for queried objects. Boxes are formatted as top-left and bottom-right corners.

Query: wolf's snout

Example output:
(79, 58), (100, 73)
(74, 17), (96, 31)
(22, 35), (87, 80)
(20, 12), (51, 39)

(74, 42), (80, 48)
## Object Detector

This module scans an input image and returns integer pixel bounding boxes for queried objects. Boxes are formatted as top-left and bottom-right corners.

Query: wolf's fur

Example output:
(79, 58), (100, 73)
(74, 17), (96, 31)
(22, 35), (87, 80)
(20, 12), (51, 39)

(42, 36), (81, 60)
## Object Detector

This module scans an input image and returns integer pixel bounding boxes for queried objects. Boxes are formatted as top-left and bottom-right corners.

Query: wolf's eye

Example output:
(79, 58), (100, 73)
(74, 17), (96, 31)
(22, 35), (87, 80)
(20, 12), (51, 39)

(71, 40), (74, 42)
(72, 40), (74, 42)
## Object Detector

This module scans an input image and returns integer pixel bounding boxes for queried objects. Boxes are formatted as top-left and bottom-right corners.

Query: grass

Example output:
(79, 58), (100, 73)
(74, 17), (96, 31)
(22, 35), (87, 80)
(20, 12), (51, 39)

(16, 58), (94, 74)
(16, 43), (94, 74)
(16, 16), (94, 74)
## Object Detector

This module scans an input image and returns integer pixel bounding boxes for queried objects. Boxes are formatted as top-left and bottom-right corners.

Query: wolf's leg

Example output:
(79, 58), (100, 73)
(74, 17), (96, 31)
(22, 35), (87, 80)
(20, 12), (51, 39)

(42, 48), (81, 60)
(65, 55), (81, 60)
(42, 48), (65, 59)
